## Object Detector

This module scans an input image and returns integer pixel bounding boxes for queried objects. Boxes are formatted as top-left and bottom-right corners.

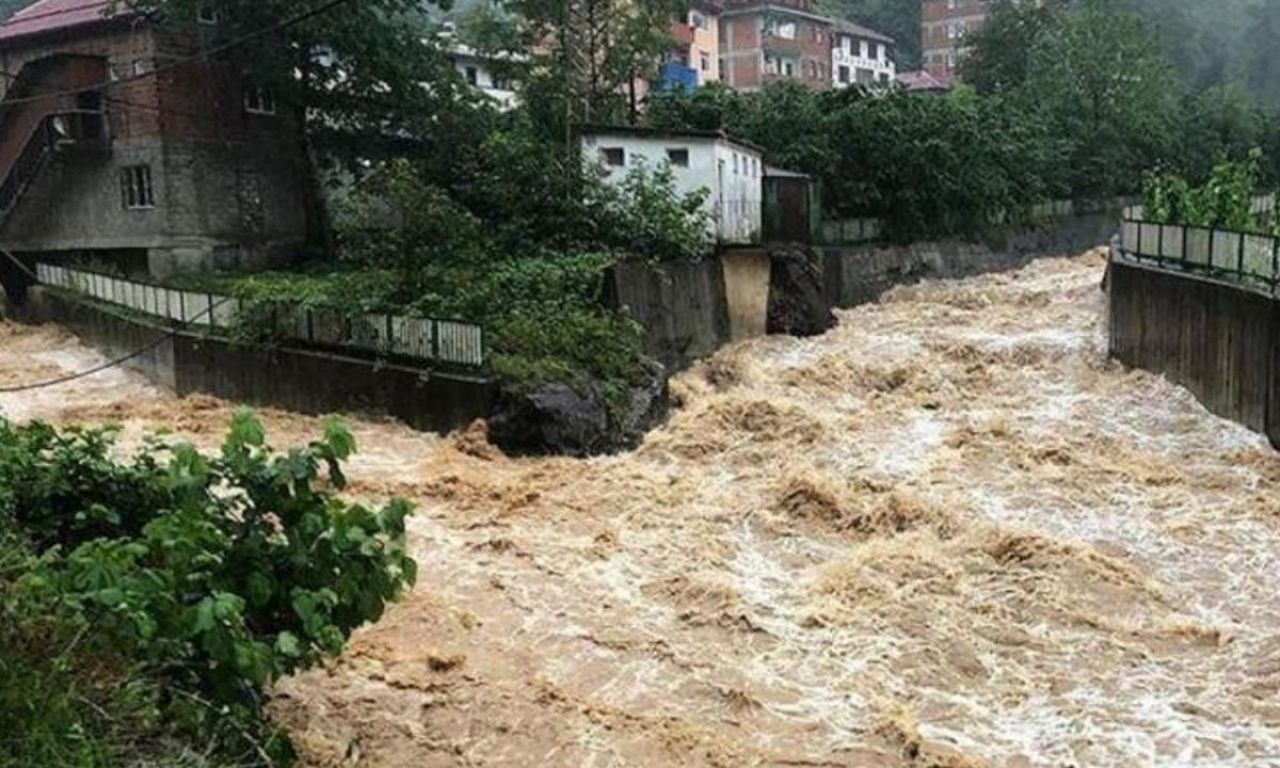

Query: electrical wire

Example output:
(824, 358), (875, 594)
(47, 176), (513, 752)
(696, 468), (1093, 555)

(0, 248), (232, 393)
(0, 0), (360, 108)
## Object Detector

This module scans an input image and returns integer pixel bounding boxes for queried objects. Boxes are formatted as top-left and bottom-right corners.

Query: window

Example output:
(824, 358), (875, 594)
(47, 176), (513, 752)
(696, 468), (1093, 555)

(464, 66), (478, 86)
(132, 59), (152, 77)
(732, 153), (739, 174)
(876, 43), (885, 60)
(700, 53), (710, 72)
(860, 39), (869, 58)
(120, 165), (154, 209)
(666, 148), (689, 167)
(600, 147), (625, 167)
(839, 65), (850, 84)
(782, 59), (795, 77)
(776, 21), (796, 39)
(197, 5), (218, 24)
(690, 10), (707, 29)
(244, 84), (276, 115)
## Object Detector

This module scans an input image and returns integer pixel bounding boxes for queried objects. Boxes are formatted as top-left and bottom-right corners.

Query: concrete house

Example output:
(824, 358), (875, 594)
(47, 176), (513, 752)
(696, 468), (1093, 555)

(580, 125), (762, 245)
(831, 20), (895, 88)
(0, 0), (311, 279)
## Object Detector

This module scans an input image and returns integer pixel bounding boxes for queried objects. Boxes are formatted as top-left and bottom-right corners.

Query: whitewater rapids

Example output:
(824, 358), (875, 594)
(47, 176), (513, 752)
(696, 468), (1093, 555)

(4, 247), (1280, 767)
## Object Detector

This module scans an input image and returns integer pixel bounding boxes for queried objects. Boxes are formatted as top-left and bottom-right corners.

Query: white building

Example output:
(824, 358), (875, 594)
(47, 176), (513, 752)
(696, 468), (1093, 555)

(579, 126), (763, 245)
(447, 42), (521, 110)
(831, 20), (895, 88)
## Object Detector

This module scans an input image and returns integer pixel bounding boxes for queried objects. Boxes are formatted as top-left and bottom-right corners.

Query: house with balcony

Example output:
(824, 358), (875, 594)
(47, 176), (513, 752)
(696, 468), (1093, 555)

(0, 0), (310, 280)
(831, 19), (894, 88)
(580, 125), (762, 244)
(719, 0), (833, 92)
(656, 1), (723, 93)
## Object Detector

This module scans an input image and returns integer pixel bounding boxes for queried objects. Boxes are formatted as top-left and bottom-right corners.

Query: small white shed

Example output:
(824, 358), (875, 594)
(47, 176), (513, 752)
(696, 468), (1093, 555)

(579, 126), (763, 245)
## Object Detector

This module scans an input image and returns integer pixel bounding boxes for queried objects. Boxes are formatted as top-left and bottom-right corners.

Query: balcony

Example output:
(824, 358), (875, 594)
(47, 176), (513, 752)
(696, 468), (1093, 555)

(656, 61), (699, 93)
(761, 34), (805, 58)
(670, 21), (696, 47)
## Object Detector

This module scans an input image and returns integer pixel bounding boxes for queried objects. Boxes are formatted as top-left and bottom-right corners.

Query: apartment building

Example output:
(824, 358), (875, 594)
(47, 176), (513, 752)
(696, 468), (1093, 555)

(831, 19), (895, 88)
(719, 0), (833, 92)
(657, 1), (723, 92)
(920, 0), (988, 80)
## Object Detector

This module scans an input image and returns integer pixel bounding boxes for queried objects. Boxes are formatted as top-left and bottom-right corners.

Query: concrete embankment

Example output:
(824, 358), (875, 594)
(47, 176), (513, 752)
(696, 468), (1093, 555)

(16, 287), (494, 433)
(823, 209), (1123, 306)
(1108, 257), (1280, 445)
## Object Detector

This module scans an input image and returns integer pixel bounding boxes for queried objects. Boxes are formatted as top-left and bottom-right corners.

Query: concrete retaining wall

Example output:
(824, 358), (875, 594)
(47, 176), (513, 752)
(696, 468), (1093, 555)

(824, 210), (1122, 307)
(605, 257), (733, 372)
(1108, 259), (1279, 443)
(605, 249), (775, 372)
(22, 288), (493, 433)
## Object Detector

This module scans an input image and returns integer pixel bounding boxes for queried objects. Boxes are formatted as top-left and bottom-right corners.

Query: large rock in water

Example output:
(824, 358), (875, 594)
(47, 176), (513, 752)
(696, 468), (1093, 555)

(487, 360), (669, 457)
(767, 246), (836, 337)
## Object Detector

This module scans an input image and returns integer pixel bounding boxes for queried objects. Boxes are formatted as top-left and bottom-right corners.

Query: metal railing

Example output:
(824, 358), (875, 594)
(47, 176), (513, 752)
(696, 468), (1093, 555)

(34, 263), (487, 369)
(1117, 214), (1280, 293)
(817, 216), (882, 245)
(1122, 194), (1276, 226)
(0, 110), (107, 217)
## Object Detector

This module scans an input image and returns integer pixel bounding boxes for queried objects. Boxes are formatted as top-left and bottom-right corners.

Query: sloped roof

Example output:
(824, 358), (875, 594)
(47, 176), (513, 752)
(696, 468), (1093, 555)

(895, 69), (952, 92)
(832, 19), (894, 45)
(0, 0), (131, 46)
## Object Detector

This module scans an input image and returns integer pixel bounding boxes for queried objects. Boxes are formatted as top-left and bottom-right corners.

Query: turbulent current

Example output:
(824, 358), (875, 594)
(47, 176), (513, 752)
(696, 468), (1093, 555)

(5, 248), (1280, 767)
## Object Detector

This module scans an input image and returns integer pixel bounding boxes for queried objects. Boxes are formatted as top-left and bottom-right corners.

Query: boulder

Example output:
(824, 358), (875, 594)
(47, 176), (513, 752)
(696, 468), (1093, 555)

(487, 359), (669, 457)
(767, 246), (836, 337)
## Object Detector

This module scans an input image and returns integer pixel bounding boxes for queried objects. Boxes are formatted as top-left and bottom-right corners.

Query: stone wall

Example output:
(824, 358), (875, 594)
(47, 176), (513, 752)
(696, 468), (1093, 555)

(1108, 259), (1278, 443)
(823, 210), (1122, 307)
(21, 288), (494, 433)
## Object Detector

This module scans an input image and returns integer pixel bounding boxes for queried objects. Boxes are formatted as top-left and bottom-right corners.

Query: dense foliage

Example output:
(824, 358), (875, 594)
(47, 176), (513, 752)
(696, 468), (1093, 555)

(1142, 151), (1272, 233)
(0, 413), (416, 767)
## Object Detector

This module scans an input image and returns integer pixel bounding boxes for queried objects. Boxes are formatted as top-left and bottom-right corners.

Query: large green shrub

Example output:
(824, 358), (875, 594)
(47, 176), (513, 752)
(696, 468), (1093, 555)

(0, 413), (417, 766)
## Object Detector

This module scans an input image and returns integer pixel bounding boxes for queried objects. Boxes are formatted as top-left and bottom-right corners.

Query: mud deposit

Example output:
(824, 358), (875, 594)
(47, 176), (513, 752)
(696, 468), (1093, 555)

(5, 249), (1280, 767)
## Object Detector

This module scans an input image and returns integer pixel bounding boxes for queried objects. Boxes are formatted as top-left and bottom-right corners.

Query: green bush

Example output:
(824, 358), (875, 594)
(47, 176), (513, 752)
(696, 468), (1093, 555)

(1142, 150), (1267, 232)
(0, 413), (417, 766)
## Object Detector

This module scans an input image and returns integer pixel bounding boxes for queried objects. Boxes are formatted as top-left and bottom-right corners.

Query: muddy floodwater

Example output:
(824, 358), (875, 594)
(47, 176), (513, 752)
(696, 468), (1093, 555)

(5, 248), (1280, 767)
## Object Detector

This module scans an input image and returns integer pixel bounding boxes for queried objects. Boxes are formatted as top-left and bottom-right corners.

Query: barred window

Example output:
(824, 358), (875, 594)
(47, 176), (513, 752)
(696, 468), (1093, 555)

(120, 165), (154, 209)
(244, 84), (276, 115)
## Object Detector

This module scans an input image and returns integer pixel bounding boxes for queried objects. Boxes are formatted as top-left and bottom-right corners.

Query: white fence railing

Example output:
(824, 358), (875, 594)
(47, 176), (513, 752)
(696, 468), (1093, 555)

(35, 263), (487, 369)
(1122, 193), (1276, 225)
(1116, 216), (1279, 292)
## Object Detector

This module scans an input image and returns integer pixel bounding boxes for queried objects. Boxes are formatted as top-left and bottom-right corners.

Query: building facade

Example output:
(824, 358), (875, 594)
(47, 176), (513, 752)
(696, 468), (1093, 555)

(580, 126), (762, 244)
(447, 42), (522, 110)
(830, 20), (895, 88)
(0, 0), (311, 279)
(657, 1), (722, 92)
(920, 0), (988, 80)
(719, 0), (833, 92)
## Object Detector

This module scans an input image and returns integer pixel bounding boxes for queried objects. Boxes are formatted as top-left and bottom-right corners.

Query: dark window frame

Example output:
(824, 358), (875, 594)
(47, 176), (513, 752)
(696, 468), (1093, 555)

(120, 165), (155, 210)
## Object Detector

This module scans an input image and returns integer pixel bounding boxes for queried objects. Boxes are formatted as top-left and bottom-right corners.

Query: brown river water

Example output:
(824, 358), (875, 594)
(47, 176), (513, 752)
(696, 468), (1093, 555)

(4, 248), (1280, 767)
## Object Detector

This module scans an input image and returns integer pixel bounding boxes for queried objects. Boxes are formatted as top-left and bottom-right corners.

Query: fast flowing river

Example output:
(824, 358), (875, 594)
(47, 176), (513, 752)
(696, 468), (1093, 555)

(4, 248), (1280, 767)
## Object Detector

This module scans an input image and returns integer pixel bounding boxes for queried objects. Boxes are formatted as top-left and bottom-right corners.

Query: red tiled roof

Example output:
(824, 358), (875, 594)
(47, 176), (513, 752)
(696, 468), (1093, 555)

(0, 0), (130, 45)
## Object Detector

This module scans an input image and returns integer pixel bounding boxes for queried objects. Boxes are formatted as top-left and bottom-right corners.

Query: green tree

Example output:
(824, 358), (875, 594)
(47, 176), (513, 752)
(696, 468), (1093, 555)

(959, 0), (1067, 95)
(488, 0), (689, 137)
(130, 0), (486, 166)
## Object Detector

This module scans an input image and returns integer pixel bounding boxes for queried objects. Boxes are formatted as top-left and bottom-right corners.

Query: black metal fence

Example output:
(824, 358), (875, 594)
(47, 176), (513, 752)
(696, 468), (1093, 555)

(1117, 214), (1280, 293)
